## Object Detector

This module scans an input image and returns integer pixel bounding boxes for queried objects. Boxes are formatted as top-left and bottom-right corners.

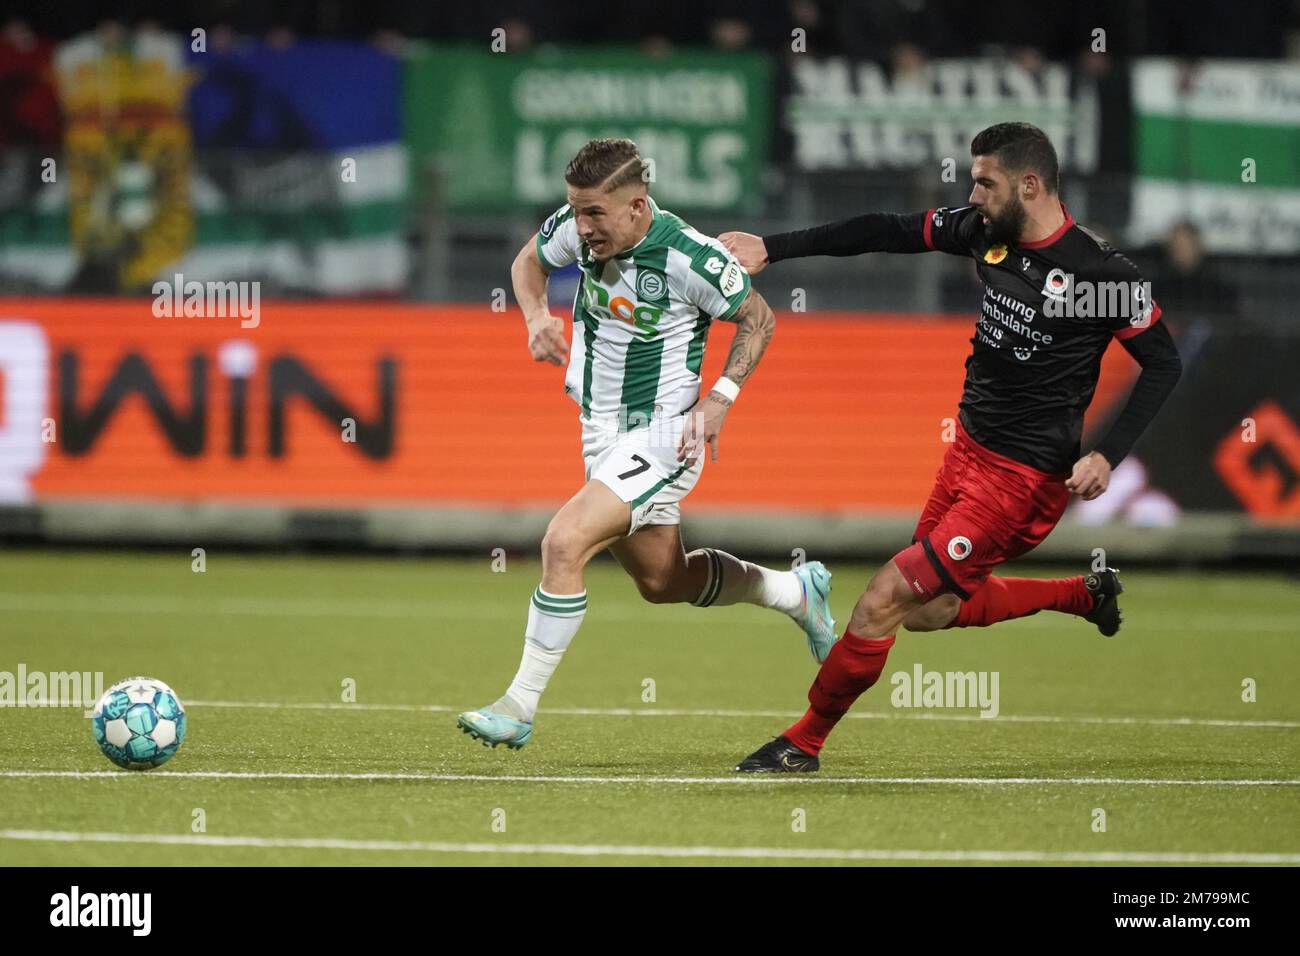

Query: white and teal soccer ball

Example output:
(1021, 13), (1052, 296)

(91, 677), (187, 770)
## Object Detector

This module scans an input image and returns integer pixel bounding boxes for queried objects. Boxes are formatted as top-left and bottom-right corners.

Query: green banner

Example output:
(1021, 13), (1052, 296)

(1130, 59), (1300, 254)
(404, 45), (769, 213)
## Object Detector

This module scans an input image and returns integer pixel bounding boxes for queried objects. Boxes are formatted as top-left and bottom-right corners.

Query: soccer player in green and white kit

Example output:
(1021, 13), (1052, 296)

(457, 138), (836, 749)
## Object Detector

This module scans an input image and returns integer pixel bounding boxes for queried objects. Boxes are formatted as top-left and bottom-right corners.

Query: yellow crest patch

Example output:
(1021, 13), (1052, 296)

(983, 244), (1008, 264)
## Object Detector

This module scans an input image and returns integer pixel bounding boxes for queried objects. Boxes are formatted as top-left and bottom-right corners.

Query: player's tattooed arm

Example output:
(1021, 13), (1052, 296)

(678, 289), (774, 464)
(714, 288), (776, 393)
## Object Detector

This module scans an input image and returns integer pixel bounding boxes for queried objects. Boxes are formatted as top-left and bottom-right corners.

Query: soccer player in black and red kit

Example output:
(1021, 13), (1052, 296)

(720, 123), (1182, 771)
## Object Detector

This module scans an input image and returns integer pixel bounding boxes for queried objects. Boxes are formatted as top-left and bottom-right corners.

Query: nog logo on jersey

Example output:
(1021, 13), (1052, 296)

(581, 279), (664, 339)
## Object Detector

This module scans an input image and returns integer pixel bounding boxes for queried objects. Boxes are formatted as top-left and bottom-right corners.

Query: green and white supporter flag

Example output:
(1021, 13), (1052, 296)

(536, 198), (750, 429)
(1130, 59), (1300, 254)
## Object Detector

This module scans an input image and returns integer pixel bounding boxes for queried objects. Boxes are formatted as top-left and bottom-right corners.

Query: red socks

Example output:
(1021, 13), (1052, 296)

(947, 576), (1092, 628)
(784, 630), (896, 755)
(781, 577), (1093, 756)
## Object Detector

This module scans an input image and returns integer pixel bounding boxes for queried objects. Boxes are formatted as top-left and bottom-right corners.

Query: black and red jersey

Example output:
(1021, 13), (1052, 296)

(765, 203), (1182, 476)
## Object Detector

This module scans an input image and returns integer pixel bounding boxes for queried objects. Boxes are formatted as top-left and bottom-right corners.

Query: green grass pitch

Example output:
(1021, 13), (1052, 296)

(1, 549), (1297, 866)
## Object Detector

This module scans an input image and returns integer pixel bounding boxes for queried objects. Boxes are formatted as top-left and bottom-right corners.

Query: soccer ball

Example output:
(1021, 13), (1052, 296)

(91, 677), (187, 770)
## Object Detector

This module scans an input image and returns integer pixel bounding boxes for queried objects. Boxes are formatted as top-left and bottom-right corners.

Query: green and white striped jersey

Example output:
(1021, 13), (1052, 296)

(535, 197), (751, 428)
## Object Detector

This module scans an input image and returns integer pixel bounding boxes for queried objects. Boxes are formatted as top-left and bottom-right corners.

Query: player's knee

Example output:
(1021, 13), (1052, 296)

(851, 571), (916, 635)
(540, 520), (587, 571)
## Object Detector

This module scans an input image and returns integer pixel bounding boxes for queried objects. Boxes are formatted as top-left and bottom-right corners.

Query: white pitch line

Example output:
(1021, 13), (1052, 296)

(2, 770), (1297, 786)
(182, 699), (1300, 730)
(1, 830), (1296, 864)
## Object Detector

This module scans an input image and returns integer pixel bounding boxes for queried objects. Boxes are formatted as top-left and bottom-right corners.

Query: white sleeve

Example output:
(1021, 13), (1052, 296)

(681, 242), (751, 319)
(535, 204), (580, 271)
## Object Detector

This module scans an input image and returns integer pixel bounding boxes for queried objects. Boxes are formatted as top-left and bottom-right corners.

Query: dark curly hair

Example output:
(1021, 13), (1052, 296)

(970, 122), (1060, 194)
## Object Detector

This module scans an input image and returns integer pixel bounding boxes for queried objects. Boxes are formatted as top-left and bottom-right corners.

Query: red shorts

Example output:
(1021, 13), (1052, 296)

(894, 424), (1070, 600)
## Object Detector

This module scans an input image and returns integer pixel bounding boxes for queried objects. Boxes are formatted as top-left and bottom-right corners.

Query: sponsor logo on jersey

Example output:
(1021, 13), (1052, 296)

(719, 260), (745, 297)
(931, 209), (946, 229)
(636, 269), (666, 300)
(947, 536), (973, 561)
(983, 244), (1008, 264)
(582, 280), (664, 338)
(1042, 267), (1071, 302)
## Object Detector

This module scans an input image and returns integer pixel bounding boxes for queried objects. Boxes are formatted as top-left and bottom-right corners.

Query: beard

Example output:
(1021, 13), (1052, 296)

(982, 194), (1027, 246)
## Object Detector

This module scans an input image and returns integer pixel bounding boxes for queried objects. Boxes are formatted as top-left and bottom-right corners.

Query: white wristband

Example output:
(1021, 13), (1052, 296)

(710, 377), (741, 402)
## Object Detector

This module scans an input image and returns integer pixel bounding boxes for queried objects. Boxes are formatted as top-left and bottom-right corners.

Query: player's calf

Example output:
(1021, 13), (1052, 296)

(901, 594), (961, 632)
(939, 570), (1123, 636)
(632, 571), (696, 605)
(460, 481), (628, 751)
(848, 560), (922, 638)
(688, 548), (838, 661)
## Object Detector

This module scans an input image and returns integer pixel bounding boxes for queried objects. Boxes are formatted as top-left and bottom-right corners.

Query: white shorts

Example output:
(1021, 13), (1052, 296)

(583, 414), (704, 536)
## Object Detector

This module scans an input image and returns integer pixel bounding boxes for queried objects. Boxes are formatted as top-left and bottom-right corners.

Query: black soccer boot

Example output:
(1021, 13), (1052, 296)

(1083, 567), (1124, 637)
(735, 735), (820, 773)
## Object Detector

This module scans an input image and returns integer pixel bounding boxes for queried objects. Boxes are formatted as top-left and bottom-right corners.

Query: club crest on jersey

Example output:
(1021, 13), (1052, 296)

(636, 269), (666, 300)
(983, 244), (1008, 264)
(947, 536), (973, 561)
(1042, 267), (1071, 302)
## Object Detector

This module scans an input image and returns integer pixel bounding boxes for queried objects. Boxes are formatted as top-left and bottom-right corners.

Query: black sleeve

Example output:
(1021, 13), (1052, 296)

(1094, 321), (1182, 469)
(765, 206), (982, 262)
(1097, 249), (1158, 335)
(763, 212), (929, 262)
(764, 206), (977, 264)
